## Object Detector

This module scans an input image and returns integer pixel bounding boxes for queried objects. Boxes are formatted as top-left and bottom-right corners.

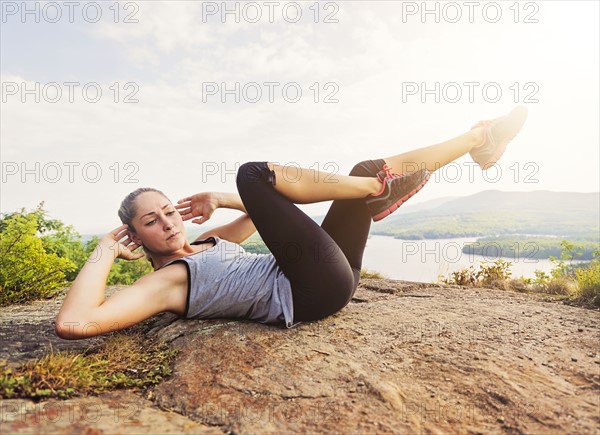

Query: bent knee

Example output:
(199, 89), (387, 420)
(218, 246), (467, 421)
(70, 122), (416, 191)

(349, 159), (385, 177)
(236, 161), (276, 188)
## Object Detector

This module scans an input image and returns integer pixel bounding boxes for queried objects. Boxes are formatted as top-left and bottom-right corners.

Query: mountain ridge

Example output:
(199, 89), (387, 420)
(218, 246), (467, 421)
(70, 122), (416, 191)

(372, 190), (599, 239)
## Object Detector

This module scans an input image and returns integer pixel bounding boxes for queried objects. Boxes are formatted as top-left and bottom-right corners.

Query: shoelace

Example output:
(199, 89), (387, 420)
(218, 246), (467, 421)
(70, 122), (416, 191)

(371, 165), (404, 196)
(471, 119), (495, 130)
(470, 119), (497, 150)
(378, 164), (403, 183)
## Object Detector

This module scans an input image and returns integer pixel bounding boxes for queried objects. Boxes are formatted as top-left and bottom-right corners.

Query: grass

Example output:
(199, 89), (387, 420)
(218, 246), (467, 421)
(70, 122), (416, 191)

(360, 269), (386, 279)
(0, 330), (178, 400)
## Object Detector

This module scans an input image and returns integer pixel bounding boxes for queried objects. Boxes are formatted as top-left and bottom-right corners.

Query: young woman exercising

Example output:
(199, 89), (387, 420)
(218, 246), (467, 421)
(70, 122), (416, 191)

(55, 106), (528, 339)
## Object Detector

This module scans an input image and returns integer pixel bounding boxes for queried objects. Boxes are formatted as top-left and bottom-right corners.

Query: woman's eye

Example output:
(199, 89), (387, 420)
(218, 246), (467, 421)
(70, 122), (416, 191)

(166, 211), (175, 216)
(145, 219), (157, 226)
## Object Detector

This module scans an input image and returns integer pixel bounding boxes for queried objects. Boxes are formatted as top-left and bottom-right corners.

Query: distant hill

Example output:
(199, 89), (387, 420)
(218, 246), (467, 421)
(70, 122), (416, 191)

(309, 196), (460, 225)
(392, 195), (460, 214)
(372, 190), (600, 240)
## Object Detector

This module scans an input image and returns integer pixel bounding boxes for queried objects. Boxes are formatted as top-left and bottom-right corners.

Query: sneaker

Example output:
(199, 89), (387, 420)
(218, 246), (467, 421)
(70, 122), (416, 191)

(366, 165), (430, 222)
(470, 105), (529, 170)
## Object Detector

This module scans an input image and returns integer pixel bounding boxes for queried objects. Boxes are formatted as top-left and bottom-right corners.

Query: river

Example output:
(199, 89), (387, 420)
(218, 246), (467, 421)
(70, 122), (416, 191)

(361, 235), (560, 283)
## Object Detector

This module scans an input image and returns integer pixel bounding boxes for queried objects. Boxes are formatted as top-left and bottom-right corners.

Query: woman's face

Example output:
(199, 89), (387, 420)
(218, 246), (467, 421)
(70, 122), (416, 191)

(129, 191), (186, 254)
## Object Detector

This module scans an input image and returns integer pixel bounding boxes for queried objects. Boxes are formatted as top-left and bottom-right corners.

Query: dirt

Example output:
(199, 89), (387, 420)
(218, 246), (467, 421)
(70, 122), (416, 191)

(1, 279), (599, 434)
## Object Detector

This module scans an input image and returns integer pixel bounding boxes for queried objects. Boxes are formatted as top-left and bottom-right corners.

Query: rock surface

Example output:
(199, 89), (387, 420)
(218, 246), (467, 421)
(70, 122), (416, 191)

(1, 279), (599, 434)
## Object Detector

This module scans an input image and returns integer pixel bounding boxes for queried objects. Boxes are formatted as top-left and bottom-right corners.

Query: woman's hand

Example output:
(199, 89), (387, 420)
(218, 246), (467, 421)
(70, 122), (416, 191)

(176, 192), (220, 225)
(100, 224), (145, 261)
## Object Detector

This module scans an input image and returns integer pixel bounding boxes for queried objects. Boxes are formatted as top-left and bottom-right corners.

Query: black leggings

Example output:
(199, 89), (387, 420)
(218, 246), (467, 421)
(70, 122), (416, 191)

(236, 159), (385, 322)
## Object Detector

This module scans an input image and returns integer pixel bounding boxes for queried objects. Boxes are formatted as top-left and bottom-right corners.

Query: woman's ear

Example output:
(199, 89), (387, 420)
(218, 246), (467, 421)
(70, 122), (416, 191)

(128, 229), (142, 245)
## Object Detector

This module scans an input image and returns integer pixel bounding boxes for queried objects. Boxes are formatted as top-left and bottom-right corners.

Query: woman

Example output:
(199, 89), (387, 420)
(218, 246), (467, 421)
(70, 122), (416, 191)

(55, 106), (528, 339)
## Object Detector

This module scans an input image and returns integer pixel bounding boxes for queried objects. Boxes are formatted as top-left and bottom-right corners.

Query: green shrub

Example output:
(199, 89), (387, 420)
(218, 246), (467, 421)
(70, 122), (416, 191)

(440, 241), (600, 306)
(0, 207), (75, 306)
(535, 244), (600, 301)
(531, 270), (550, 291)
(479, 259), (512, 286)
(0, 204), (161, 305)
(240, 236), (270, 254)
(108, 258), (154, 285)
(549, 240), (584, 278)
(39, 225), (87, 282)
(574, 258), (600, 305)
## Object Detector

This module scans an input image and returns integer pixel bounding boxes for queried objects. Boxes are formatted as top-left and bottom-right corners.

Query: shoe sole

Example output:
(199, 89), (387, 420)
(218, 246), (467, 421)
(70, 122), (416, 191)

(372, 171), (431, 222)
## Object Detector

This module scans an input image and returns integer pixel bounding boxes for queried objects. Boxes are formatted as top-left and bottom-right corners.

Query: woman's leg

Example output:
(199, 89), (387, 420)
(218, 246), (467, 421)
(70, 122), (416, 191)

(259, 163), (382, 203)
(383, 105), (529, 173)
(263, 103), (528, 204)
(382, 129), (483, 173)
(259, 128), (482, 205)
(320, 159), (386, 292)
(236, 162), (360, 322)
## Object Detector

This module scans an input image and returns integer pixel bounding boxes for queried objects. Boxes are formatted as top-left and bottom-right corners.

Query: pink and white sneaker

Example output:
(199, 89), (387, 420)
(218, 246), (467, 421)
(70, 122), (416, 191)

(470, 105), (529, 170)
(366, 165), (430, 222)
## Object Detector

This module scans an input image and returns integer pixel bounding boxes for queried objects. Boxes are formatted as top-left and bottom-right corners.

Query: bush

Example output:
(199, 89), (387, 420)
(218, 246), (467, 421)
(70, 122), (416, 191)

(0, 206), (76, 306)
(479, 259), (512, 286)
(0, 204), (158, 305)
(440, 241), (600, 306)
(440, 259), (512, 287)
(240, 236), (271, 254)
(108, 258), (154, 285)
(506, 278), (528, 292)
(441, 265), (479, 286)
(545, 276), (577, 295)
(531, 243), (600, 302)
(574, 258), (600, 305)
(360, 269), (385, 279)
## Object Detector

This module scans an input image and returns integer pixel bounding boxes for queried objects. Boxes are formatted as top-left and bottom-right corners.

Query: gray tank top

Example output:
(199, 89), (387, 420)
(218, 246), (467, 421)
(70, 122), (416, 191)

(160, 236), (294, 327)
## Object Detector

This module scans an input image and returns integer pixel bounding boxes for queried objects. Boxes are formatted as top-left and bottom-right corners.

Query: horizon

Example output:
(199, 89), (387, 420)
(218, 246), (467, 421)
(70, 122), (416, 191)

(12, 188), (594, 236)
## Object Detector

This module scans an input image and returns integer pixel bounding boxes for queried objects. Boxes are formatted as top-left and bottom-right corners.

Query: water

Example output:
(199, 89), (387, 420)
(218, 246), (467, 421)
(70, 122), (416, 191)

(361, 235), (559, 283)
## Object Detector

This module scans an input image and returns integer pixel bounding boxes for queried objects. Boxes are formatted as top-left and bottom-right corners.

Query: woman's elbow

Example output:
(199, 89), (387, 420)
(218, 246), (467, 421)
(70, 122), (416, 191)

(55, 316), (78, 340)
(54, 314), (92, 340)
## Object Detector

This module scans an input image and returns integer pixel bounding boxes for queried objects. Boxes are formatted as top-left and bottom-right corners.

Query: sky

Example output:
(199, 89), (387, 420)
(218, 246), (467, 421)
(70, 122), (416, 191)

(1, 0), (599, 234)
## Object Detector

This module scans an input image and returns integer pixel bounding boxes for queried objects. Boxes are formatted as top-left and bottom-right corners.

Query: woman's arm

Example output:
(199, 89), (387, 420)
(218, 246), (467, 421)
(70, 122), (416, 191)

(197, 214), (256, 244)
(176, 192), (257, 244)
(55, 225), (186, 340)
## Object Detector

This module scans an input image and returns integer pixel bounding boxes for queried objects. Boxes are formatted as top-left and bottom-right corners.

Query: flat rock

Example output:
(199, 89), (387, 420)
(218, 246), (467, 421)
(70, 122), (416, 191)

(1, 391), (220, 434)
(1, 279), (599, 434)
